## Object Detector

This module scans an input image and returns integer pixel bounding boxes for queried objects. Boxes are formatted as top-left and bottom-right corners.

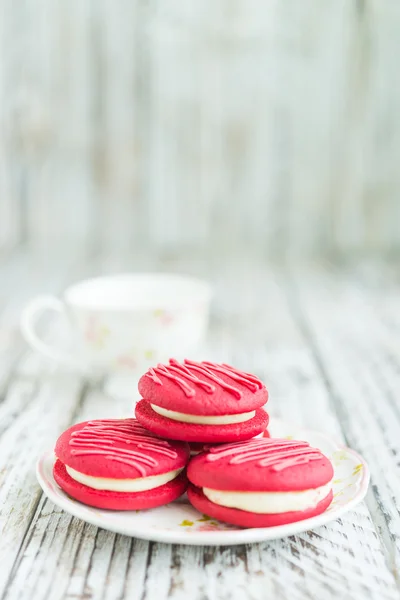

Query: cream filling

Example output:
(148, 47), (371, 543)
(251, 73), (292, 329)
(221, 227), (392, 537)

(190, 449), (203, 456)
(150, 404), (256, 425)
(203, 482), (332, 514)
(66, 465), (183, 492)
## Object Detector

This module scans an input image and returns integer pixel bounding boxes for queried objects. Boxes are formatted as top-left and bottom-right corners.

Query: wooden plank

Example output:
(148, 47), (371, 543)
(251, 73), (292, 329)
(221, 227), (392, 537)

(90, 0), (142, 252)
(0, 0), (95, 250)
(0, 0), (28, 249)
(289, 266), (400, 591)
(0, 375), (85, 599)
(2, 1), (400, 255)
(3, 263), (397, 599)
(0, 245), (109, 597)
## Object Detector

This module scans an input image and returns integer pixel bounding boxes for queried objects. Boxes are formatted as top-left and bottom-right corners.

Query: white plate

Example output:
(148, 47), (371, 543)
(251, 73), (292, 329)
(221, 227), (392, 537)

(36, 419), (370, 546)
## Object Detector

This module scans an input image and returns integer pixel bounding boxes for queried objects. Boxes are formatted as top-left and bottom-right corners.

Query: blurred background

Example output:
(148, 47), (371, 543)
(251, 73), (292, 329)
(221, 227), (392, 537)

(1, 0), (399, 262)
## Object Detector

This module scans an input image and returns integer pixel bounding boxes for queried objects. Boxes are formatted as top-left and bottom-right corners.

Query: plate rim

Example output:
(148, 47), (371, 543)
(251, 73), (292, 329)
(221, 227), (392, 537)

(36, 423), (370, 546)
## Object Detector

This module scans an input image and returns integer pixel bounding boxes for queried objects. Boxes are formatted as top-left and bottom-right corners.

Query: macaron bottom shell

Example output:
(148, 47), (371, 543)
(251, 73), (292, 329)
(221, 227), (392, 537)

(187, 484), (333, 528)
(53, 459), (188, 510)
(135, 400), (269, 443)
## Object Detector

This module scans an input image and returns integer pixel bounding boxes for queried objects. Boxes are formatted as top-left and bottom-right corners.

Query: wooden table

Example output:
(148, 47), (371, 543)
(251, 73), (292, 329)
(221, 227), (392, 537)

(0, 247), (399, 600)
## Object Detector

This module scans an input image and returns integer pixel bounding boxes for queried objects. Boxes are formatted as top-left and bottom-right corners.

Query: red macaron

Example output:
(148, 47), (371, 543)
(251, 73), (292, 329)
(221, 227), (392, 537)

(54, 418), (190, 510)
(136, 358), (269, 443)
(187, 437), (334, 528)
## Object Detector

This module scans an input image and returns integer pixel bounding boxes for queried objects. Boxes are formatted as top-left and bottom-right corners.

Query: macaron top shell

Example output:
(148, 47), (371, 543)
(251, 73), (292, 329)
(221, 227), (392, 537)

(138, 359), (268, 415)
(55, 418), (190, 479)
(187, 438), (333, 492)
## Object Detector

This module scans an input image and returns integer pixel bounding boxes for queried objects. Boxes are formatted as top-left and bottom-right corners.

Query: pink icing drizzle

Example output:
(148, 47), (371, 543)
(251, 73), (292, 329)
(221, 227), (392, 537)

(206, 438), (322, 472)
(145, 359), (264, 399)
(68, 419), (178, 476)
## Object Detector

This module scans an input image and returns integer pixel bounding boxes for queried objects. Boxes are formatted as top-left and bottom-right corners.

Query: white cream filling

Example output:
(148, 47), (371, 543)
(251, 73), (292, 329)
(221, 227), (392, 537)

(150, 404), (256, 425)
(66, 465), (183, 492)
(203, 482), (332, 514)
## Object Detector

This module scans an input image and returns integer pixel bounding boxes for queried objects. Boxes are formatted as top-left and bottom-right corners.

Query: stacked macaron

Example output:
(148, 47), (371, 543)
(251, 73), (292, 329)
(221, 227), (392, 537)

(135, 359), (269, 443)
(53, 358), (334, 527)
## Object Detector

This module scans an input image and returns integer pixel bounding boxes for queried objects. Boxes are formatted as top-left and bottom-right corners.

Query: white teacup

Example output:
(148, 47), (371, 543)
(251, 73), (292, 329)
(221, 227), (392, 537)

(20, 273), (212, 375)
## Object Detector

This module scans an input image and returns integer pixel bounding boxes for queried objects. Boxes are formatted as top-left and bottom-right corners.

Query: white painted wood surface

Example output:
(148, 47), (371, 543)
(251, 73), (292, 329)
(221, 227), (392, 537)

(1, 1), (400, 256)
(0, 246), (399, 599)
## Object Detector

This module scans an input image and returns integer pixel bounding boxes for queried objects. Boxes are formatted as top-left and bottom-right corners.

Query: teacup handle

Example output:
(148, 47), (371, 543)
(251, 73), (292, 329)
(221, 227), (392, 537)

(20, 295), (84, 372)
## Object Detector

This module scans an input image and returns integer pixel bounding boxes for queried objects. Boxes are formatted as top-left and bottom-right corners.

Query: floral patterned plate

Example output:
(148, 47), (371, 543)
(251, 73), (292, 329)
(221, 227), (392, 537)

(36, 419), (369, 546)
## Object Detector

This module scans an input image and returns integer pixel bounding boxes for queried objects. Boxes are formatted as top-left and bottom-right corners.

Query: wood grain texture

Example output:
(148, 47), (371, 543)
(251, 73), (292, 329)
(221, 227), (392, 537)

(0, 249), (399, 599)
(1, 1), (400, 256)
(290, 266), (400, 589)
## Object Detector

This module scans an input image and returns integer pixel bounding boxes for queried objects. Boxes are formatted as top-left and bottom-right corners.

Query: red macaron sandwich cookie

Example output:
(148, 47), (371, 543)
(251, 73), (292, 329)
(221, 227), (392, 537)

(135, 358), (269, 443)
(187, 437), (334, 528)
(54, 418), (190, 510)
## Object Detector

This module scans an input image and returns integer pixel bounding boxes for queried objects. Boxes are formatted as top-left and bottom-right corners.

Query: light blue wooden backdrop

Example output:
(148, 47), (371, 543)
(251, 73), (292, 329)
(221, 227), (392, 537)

(0, 0), (400, 259)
